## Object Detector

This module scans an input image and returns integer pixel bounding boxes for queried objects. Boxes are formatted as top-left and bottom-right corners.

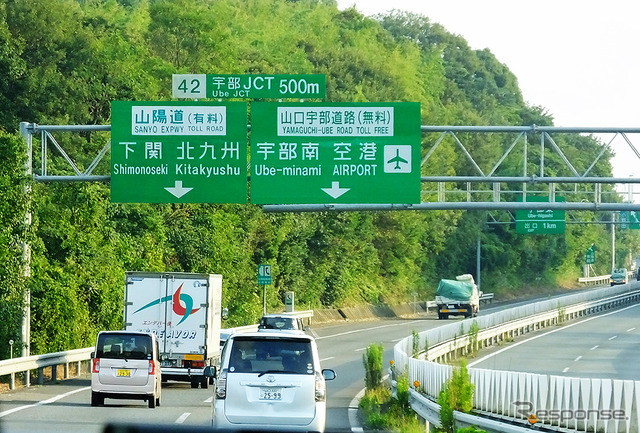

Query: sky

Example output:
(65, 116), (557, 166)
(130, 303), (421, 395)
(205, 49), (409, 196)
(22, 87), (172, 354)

(336, 0), (640, 196)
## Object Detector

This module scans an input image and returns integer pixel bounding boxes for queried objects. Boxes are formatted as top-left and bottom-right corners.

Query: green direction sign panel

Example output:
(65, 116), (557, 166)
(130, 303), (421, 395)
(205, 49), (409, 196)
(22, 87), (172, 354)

(620, 211), (640, 229)
(111, 101), (248, 203)
(515, 196), (566, 234)
(249, 102), (421, 204)
(172, 74), (326, 99)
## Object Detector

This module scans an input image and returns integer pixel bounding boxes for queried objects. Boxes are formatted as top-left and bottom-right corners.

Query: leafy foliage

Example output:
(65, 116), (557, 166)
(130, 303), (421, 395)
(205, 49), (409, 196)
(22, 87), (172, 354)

(363, 343), (384, 390)
(438, 359), (475, 433)
(0, 0), (629, 355)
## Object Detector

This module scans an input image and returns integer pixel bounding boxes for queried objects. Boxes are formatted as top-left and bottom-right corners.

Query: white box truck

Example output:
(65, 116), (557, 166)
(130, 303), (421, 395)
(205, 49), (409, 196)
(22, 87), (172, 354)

(124, 271), (222, 388)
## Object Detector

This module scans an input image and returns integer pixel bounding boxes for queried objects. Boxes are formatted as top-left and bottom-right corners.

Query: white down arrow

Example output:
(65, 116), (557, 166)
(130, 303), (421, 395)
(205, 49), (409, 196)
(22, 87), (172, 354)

(165, 180), (193, 198)
(321, 181), (350, 199)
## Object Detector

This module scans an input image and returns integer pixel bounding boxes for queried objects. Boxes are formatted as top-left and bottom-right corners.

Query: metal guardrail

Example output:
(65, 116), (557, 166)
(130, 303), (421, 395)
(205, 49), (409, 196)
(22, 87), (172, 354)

(393, 283), (640, 433)
(0, 347), (94, 389)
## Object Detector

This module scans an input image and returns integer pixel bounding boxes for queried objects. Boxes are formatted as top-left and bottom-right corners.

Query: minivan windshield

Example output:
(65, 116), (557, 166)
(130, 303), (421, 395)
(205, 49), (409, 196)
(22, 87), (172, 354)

(229, 337), (313, 374)
(96, 333), (153, 360)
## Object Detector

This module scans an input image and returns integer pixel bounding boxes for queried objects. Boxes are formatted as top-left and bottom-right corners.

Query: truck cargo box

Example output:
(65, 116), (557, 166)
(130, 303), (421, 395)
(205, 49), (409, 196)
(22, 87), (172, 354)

(124, 272), (222, 388)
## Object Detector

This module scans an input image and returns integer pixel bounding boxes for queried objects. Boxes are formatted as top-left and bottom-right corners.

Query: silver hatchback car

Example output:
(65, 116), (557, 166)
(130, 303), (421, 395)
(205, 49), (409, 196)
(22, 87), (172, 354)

(213, 332), (336, 432)
(90, 331), (161, 408)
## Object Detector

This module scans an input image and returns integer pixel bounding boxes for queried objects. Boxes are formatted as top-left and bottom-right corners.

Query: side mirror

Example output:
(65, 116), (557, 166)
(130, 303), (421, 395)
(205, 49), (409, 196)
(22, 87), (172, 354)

(221, 308), (229, 321)
(304, 325), (311, 331)
(322, 369), (336, 380)
(204, 366), (217, 378)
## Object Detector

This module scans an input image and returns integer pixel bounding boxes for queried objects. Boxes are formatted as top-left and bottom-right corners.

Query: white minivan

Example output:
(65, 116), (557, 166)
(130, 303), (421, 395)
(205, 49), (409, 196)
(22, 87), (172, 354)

(213, 331), (336, 432)
(90, 330), (161, 408)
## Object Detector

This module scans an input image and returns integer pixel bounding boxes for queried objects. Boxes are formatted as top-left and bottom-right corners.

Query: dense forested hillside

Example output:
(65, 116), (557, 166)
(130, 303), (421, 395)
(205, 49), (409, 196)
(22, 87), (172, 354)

(0, 0), (636, 357)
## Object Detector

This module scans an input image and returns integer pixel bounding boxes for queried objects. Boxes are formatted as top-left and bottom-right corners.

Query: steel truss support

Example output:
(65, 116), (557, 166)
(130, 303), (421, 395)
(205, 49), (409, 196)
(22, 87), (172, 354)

(20, 122), (640, 211)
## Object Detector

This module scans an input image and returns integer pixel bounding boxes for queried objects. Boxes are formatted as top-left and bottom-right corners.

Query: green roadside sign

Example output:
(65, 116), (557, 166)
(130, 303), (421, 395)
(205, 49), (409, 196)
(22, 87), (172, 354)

(249, 102), (421, 204)
(258, 264), (271, 285)
(172, 74), (326, 99)
(585, 246), (595, 264)
(110, 101), (248, 203)
(515, 196), (566, 234)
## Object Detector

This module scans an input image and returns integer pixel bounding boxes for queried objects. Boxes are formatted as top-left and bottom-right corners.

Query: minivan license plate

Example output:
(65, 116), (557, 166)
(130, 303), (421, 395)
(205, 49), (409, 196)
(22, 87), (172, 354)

(259, 388), (282, 400)
(117, 369), (131, 377)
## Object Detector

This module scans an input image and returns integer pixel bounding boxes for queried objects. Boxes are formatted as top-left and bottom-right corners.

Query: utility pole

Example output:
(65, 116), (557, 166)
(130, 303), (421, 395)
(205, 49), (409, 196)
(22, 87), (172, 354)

(476, 236), (481, 292)
(19, 122), (31, 387)
(611, 212), (616, 272)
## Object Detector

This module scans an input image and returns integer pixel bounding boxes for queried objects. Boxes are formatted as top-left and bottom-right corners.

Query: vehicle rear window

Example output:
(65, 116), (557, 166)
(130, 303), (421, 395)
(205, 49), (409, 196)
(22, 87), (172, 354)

(97, 333), (153, 360)
(259, 317), (295, 330)
(228, 337), (313, 374)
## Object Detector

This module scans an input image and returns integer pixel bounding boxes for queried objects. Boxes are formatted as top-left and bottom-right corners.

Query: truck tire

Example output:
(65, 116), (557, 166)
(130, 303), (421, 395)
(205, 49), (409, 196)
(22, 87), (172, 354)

(201, 376), (208, 389)
(438, 313), (448, 320)
(190, 376), (199, 389)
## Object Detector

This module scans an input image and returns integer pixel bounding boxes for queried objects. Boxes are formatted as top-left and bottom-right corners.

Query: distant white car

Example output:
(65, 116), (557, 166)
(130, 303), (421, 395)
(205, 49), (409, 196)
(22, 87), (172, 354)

(257, 313), (309, 334)
(213, 331), (336, 432)
(90, 331), (161, 408)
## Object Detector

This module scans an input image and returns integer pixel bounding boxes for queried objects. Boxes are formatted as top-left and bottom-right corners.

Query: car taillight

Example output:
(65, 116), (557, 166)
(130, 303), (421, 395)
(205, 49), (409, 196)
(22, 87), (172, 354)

(215, 370), (227, 399)
(92, 358), (100, 373)
(148, 360), (156, 375)
(315, 371), (326, 402)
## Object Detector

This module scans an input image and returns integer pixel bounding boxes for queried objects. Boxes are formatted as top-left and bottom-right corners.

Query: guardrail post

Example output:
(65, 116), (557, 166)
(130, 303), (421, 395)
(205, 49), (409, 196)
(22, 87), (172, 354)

(64, 362), (69, 379)
(51, 364), (57, 381)
(38, 367), (43, 385)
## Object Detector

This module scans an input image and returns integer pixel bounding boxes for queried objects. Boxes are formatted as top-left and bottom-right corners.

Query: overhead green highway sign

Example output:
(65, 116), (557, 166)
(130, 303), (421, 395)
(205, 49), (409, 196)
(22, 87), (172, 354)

(249, 102), (421, 204)
(172, 74), (326, 99)
(110, 101), (247, 203)
(515, 196), (566, 234)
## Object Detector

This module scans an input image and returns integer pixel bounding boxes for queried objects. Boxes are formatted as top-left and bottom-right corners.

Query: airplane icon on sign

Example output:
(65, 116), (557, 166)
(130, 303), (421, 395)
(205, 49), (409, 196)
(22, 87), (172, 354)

(387, 149), (408, 170)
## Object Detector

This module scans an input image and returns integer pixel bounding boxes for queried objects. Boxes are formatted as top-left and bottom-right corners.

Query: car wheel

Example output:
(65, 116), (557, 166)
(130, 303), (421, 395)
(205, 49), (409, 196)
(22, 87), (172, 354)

(91, 391), (103, 407)
(149, 394), (156, 409)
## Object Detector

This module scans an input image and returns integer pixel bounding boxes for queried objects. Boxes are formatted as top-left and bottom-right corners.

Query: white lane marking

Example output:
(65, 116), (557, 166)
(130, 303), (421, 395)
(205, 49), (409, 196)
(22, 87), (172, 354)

(562, 367), (570, 373)
(0, 386), (90, 418)
(320, 356), (335, 362)
(175, 413), (191, 424)
(203, 396), (213, 403)
(468, 303), (640, 368)
(354, 347), (367, 352)
(349, 387), (366, 433)
(590, 345), (599, 350)
(627, 327), (636, 332)
(574, 356), (582, 362)
(315, 320), (425, 340)
(609, 335), (617, 340)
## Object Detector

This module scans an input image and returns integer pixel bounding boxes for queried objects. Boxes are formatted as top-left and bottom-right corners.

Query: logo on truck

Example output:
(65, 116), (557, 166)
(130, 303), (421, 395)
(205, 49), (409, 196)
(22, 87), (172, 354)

(133, 283), (201, 325)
